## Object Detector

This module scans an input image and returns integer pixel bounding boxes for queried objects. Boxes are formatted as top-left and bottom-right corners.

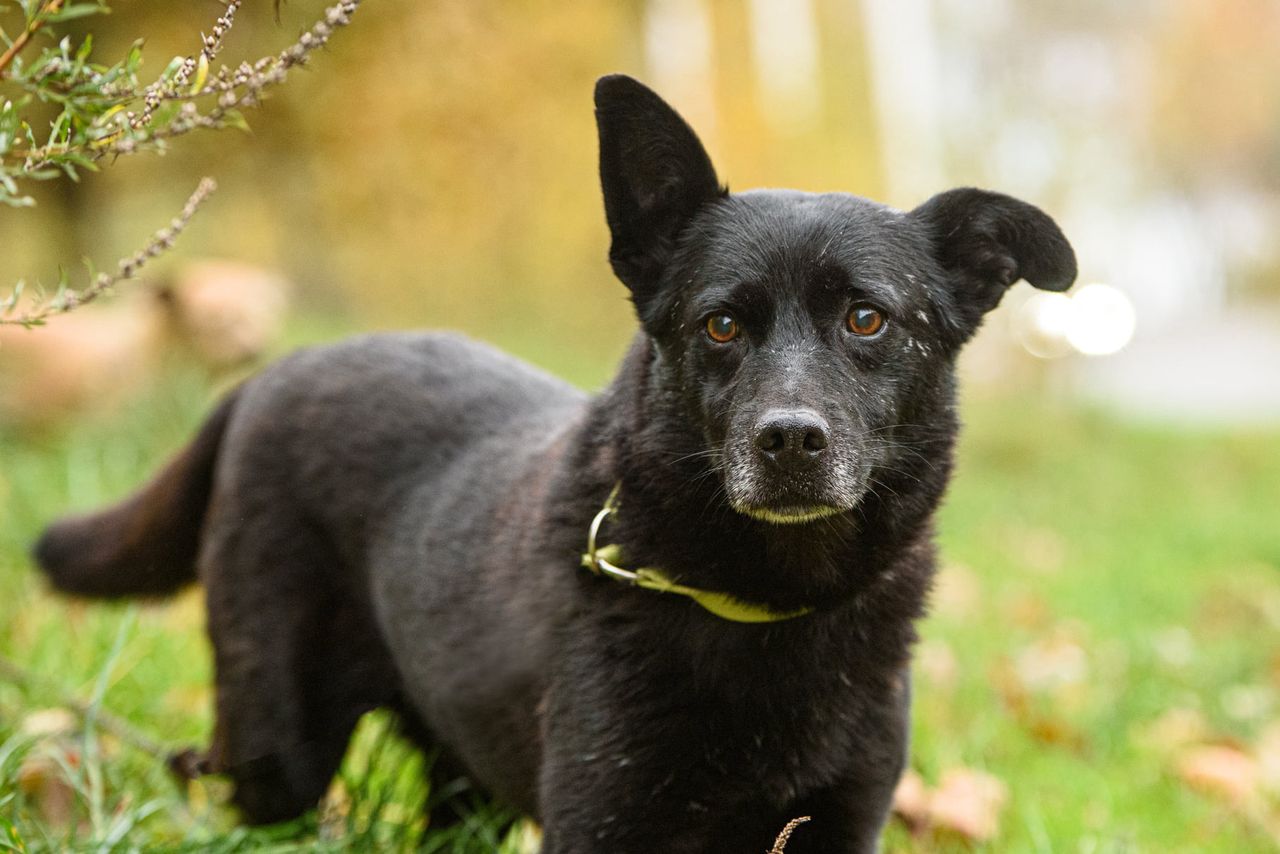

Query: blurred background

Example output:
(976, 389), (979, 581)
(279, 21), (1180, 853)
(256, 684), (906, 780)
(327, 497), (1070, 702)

(4, 0), (1280, 414)
(1, 1), (1279, 851)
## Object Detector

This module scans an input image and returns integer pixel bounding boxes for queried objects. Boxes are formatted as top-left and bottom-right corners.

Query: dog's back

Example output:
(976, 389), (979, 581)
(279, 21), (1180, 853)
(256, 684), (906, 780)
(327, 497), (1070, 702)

(35, 330), (585, 821)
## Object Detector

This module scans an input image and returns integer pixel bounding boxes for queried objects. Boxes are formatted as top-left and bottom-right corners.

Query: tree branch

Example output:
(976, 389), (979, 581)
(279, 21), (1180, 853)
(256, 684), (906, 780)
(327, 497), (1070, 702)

(0, 0), (66, 79)
(131, 0), (243, 130)
(0, 176), (216, 327)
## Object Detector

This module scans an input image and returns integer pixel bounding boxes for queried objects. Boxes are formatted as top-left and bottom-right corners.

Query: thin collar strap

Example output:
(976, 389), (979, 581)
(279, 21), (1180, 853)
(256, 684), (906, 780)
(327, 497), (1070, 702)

(579, 483), (814, 624)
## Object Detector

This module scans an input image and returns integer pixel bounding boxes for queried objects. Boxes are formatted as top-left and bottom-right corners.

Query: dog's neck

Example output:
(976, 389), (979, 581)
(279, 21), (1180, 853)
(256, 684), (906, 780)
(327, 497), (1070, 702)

(579, 333), (951, 614)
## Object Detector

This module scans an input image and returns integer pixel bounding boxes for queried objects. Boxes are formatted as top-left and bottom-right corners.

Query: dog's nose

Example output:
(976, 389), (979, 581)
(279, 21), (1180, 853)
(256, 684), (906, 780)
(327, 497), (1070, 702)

(753, 409), (830, 470)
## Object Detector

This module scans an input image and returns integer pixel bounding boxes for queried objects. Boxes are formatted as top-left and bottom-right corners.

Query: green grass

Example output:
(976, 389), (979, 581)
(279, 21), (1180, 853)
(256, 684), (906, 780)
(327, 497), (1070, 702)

(2, 350), (1279, 851)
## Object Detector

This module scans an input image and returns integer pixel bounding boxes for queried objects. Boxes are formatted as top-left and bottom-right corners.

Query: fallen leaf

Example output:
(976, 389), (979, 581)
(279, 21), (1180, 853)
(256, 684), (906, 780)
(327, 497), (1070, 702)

(17, 752), (78, 828)
(891, 768), (930, 831)
(1178, 745), (1259, 805)
(928, 768), (1008, 842)
(1026, 716), (1088, 752)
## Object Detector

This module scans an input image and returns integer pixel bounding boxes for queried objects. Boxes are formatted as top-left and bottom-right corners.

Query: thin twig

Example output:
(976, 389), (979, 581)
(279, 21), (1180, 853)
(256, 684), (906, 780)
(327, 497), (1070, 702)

(0, 0), (65, 78)
(0, 652), (169, 759)
(129, 0), (360, 149)
(769, 816), (812, 854)
(131, 0), (243, 130)
(0, 176), (216, 327)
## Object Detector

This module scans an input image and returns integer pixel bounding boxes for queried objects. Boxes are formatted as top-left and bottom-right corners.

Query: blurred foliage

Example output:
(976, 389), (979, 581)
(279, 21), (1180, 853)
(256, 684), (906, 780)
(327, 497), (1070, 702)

(0, 1), (889, 377)
(4, 1), (1280, 358)
(0, 0), (359, 326)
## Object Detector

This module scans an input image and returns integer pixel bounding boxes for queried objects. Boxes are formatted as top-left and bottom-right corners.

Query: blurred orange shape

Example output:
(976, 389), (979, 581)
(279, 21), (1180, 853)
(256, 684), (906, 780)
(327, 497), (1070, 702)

(1178, 745), (1259, 805)
(928, 768), (1008, 842)
(891, 768), (930, 831)
(1256, 723), (1280, 796)
(17, 752), (78, 828)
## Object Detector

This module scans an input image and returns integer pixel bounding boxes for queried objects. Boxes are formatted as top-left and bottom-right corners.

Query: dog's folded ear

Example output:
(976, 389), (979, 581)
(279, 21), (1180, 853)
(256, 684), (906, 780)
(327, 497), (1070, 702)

(595, 74), (725, 305)
(911, 188), (1077, 341)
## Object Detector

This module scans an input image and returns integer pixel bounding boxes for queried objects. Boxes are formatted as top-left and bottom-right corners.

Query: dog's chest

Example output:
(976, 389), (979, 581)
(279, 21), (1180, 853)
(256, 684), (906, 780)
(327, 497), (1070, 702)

(604, 612), (905, 809)
(709, 644), (893, 802)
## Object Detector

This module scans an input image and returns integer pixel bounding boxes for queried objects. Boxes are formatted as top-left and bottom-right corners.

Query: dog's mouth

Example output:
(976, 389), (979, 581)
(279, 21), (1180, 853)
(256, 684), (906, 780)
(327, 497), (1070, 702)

(724, 474), (862, 524)
(716, 430), (871, 525)
(733, 504), (846, 525)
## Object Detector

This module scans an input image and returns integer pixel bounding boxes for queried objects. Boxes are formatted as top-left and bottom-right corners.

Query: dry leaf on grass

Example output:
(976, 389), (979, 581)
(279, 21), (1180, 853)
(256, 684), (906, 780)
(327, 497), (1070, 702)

(892, 767), (1008, 842)
(15, 710), (84, 827)
(17, 750), (79, 828)
(930, 769), (1008, 842)
(1178, 744), (1259, 805)
(891, 769), (931, 830)
(990, 656), (1089, 751)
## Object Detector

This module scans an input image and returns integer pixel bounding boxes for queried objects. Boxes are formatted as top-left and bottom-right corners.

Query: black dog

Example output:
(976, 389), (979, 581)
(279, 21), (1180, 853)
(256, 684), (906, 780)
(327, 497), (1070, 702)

(35, 75), (1075, 852)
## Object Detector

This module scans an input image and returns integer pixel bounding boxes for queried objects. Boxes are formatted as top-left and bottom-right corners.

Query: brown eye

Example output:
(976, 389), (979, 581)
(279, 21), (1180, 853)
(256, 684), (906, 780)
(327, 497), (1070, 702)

(847, 305), (885, 337)
(706, 313), (739, 343)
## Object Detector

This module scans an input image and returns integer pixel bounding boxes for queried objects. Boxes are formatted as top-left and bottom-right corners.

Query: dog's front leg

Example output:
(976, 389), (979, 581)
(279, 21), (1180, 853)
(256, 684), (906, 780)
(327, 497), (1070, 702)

(775, 775), (902, 854)
(536, 686), (780, 854)
(538, 793), (787, 854)
(778, 673), (913, 854)
(537, 753), (745, 854)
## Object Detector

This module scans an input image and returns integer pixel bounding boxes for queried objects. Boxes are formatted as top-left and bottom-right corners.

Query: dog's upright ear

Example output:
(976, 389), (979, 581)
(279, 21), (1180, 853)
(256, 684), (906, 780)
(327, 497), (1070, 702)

(595, 74), (724, 306)
(911, 188), (1077, 343)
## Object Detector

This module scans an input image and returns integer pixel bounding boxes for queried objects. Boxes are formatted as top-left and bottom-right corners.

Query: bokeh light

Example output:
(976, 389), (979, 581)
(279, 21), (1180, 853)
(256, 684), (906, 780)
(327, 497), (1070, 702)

(1017, 283), (1137, 358)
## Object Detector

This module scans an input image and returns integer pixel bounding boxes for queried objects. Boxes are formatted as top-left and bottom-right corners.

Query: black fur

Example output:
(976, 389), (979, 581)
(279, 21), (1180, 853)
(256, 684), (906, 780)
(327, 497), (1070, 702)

(34, 75), (1075, 852)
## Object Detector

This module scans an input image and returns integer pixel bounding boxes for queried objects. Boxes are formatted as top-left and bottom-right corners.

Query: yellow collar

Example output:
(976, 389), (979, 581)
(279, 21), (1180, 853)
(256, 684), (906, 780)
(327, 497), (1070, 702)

(580, 484), (814, 624)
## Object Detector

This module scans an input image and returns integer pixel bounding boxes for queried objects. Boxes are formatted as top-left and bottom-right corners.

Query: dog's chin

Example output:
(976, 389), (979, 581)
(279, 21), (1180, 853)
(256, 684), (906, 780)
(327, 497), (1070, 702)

(734, 504), (846, 525)
(721, 457), (867, 525)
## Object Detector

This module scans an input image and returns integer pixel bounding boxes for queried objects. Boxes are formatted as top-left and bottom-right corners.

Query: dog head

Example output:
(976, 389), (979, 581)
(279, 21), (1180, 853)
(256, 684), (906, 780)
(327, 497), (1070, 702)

(595, 75), (1076, 525)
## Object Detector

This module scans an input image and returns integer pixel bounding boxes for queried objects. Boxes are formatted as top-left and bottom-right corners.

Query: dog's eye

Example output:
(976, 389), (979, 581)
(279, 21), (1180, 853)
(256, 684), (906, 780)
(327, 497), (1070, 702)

(705, 313), (739, 343)
(847, 304), (886, 337)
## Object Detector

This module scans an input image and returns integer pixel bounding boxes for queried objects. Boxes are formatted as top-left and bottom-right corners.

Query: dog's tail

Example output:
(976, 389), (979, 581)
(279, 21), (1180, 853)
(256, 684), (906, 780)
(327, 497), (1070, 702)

(33, 388), (240, 598)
